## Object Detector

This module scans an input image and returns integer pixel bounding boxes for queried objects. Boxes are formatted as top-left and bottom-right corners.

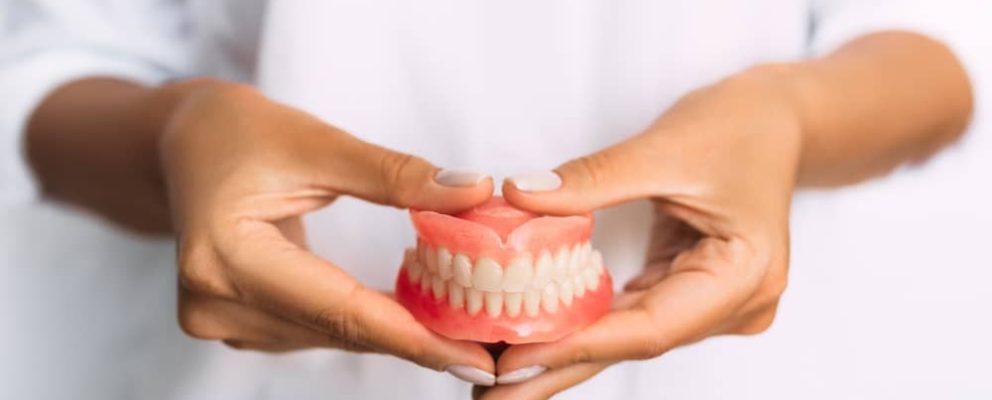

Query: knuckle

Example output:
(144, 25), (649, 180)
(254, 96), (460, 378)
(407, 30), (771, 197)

(736, 307), (779, 335)
(176, 238), (236, 298)
(377, 151), (421, 207)
(311, 285), (367, 346)
(177, 301), (224, 340)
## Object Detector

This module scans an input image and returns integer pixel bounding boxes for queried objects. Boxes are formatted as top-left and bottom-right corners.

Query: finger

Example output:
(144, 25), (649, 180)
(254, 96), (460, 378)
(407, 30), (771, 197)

(503, 133), (695, 215)
(497, 237), (759, 373)
(476, 362), (610, 400)
(222, 220), (494, 373)
(313, 129), (493, 213)
(179, 289), (366, 351)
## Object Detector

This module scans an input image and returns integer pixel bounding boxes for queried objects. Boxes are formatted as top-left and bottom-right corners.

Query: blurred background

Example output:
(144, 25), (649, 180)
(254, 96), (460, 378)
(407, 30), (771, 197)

(2, 1), (991, 399)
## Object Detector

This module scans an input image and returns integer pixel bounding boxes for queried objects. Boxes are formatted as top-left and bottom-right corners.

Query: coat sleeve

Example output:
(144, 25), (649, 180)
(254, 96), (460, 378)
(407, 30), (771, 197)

(0, 0), (190, 204)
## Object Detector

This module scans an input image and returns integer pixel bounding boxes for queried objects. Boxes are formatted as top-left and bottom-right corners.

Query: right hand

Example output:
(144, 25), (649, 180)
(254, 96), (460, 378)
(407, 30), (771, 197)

(156, 79), (497, 381)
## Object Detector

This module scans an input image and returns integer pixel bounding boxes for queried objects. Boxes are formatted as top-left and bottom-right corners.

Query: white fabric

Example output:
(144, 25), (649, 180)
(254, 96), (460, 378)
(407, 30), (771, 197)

(1, 0), (991, 399)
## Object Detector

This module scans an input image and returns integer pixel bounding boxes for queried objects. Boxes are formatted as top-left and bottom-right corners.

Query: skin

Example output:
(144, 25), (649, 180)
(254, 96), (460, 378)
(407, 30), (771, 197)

(26, 30), (971, 398)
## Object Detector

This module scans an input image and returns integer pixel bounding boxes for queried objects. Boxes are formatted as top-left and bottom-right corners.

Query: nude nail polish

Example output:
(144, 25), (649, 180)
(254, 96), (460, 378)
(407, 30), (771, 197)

(446, 365), (496, 386)
(497, 365), (548, 385)
(508, 171), (562, 192)
(435, 168), (489, 187)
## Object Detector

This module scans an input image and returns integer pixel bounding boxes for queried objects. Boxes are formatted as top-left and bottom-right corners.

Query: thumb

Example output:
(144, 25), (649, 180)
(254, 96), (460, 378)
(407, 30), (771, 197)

(319, 132), (493, 213)
(503, 135), (690, 215)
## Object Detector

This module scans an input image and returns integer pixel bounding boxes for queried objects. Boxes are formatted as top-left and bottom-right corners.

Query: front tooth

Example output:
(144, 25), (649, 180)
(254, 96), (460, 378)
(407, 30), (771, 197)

(432, 275), (447, 299)
(568, 243), (584, 276)
(424, 246), (439, 274)
(542, 284), (559, 314)
(584, 266), (600, 291)
(559, 280), (574, 307)
(533, 250), (554, 288)
(448, 282), (465, 308)
(472, 257), (503, 292)
(407, 261), (424, 283)
(524, 290), (541, 317)
(504, 293), (523, 318)
(437, 247), (454, 280)
(466, 289), (484, 316)
(502, 255), (533, 292)
(453, 254), (473, 287)
(553, 246), (570, 283)
(573, 275), (586, 298)
(485, 292), (503, 317)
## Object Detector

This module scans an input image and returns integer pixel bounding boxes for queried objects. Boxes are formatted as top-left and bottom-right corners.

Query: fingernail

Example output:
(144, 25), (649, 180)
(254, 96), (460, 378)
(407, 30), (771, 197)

(508, 171), (561, 192)
(446, 365), (496, 386)
(435, 168), (489, 187)
(496, 365), (548, 385)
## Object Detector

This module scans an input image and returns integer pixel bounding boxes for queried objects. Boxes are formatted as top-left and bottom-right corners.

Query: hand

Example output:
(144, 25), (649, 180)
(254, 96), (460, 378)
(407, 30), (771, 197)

(480, 67), (802, 398)
(157, 79), (498, 382)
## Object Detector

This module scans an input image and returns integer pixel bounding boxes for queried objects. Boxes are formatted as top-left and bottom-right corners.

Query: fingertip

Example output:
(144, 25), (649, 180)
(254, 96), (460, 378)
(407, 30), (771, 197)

(416, 170), (494, 214)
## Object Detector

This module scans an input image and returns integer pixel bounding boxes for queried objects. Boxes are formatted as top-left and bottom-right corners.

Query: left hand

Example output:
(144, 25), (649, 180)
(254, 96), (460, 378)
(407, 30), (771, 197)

(478, 67), (803, 399)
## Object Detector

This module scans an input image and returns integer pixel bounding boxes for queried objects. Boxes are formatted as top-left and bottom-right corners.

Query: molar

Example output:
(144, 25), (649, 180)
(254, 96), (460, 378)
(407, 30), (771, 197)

(559, 280), (574, 306)
(572, 275), (586, 298)
(568, 243), (584, 276)
(437, 247), (454, 280)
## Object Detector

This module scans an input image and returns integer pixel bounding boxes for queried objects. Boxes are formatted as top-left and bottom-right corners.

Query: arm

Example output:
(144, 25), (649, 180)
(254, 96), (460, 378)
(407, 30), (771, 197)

(484, 32), (973, 399)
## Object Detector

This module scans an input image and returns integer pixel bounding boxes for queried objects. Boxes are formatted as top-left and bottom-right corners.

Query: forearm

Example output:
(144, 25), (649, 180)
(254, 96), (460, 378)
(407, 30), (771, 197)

(25, 78), (200, 233)
(784, 31), (973, 187)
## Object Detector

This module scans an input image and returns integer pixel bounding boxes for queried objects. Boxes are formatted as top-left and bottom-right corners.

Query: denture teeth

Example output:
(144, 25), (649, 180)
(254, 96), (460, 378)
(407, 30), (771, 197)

(466, 288), (484, 316)
(584, 265), (600, 291)
(573, 275), (586, 298)
(420, 271), (432, 293)
(559, 280), (574, 306)
(568, 243), (584, 276)
(524, 290), (541, 317)
(504, 292), (523, 318)
(473, 257), (503, 292)
(533, 250), (554, 288)
(424, 246), (439, 274)
(485, 292), (503, 317)
(580, 242), (592, 266)
(542, 284), (559, 314)
(407, 261), (424, 283)
(502, 254), (533, 292)
(448, 281), (465, 308)
(432, 275), (447, 299)
(453, 254), (473, 287)
(590, 250), (604, 275)
(553, 247), (570, 283)
(437, 247), (454, 280)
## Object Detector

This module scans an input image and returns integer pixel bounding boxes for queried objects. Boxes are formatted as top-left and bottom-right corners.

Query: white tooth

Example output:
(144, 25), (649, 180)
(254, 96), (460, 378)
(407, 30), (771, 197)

(485, 292), (503, 317)
(568, 243), (584, 276)
(448, 282), (465, 308)
(542, 284), (559, 314)
(418, 244), (428, 265)
(432, 275), (447, 300)
(425, 246), (439, 274)
(502, 255), (533, 292)
(533, 250), (554, 288)
(590, 250), (604, 275)
(453, 254), (473, 287)
(580, 242), (592, 267)
(504, 293), (523, 318)
(404, 248), (417, 264)
(437, 247), (454, 280)
(407, 261), (424, 283)
(553, 246), (570, 282)
(573, 275), (586, 298)
(559, 280), (574, 307)
(524, 290), (541, 317)
(420, 271), (432, 293)
(584, 266), (600, 291)
(466, 288), (484, 316)
(472, 257), (503, 292)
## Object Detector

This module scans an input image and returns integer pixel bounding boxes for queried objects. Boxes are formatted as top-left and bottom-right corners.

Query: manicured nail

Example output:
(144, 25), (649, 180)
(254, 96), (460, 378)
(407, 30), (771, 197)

(435, 168), (489, 187)
(508, 171), (561, 192)
(496, 365), (547, 385)
(446, 365), (496, 386)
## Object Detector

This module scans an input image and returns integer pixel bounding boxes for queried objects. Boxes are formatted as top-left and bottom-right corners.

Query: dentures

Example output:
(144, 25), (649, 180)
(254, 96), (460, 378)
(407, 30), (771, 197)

(396, 198), (613, 344)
